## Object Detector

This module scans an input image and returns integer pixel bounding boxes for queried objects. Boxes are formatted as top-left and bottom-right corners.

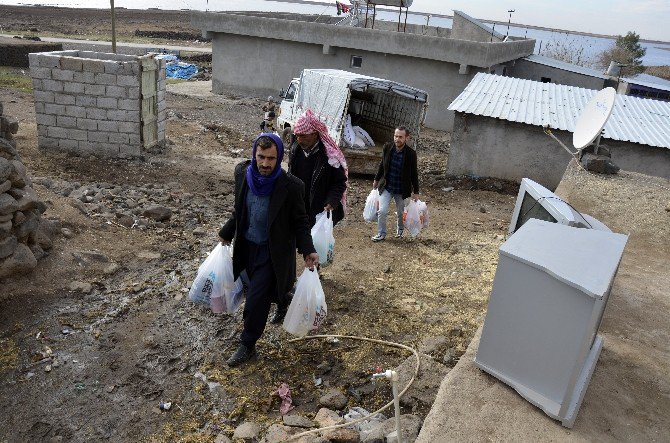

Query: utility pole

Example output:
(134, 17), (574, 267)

(110, 0), (117, 53)
(506, 9), (515, 39)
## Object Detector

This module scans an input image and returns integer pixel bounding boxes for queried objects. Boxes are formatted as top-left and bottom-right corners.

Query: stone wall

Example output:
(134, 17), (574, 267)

(29, 50), (166, 158)
(0, 103), (54, 279)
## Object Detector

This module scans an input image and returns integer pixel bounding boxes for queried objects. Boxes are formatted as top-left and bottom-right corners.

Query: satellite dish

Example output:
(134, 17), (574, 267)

(572, 87), (616, 150)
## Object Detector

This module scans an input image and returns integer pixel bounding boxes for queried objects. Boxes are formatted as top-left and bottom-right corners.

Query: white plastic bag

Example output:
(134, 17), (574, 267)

(283, 269), (327, 337)
(188, 243), (235, 314)
(311, 210), (335, 266)
(416, 199), (429, 228)
(363, 189), (379, 222)
(225, 277), (245, 314)
(403, 200), (423, 237)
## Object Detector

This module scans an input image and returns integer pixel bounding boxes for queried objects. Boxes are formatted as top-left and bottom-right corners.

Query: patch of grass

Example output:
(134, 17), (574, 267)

(0, 67), (33, 92)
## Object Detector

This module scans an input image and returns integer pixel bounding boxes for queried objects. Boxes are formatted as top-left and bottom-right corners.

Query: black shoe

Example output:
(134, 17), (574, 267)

(226, 344), (256, 367)
(270, 307), (287, 324)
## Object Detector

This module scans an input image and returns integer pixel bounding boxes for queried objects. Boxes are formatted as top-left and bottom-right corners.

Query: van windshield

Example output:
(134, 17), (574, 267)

(285, 83), (296, 100)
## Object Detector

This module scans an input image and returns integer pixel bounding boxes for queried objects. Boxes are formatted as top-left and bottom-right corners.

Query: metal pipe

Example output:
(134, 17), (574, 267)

(110, 0), (117, 54)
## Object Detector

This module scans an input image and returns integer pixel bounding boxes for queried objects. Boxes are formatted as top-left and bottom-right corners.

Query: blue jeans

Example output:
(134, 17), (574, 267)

(377, 190), (405, 237)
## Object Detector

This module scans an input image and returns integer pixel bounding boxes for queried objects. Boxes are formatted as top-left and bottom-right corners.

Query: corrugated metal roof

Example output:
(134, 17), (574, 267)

(448, 73), (670, 149)
(622, 73), (670, 92)
(523, 54), (608, 80)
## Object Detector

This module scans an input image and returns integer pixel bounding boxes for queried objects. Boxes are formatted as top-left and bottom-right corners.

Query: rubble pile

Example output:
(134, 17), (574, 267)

(0, 103), (54, 278)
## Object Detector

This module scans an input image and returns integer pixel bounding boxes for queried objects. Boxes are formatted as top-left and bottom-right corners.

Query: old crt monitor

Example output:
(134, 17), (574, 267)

(508, 178), (609, 235)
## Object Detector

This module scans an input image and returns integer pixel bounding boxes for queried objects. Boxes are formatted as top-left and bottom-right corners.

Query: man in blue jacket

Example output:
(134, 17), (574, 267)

(219, 133), (319, 366)
(371, 126), (419, 241)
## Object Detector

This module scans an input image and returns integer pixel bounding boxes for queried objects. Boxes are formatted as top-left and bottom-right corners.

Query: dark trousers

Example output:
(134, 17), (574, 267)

(240, 241), (278, 348)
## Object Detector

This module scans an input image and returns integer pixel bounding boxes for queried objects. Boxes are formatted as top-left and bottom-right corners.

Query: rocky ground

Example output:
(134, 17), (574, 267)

(0, 74), (519, 442)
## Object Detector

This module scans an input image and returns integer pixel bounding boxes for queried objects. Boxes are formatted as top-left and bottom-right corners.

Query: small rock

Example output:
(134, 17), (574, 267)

(322, 427), (361, 442)
(143, 205), (172, 222)
(319, 388), (348, 410)
(192, 227), (208, 237)
(103, 263), (120, 275)
(418, 335), (449, 355)
(441, 187), (454, 192)
(0, 235), (18, 259)
(479, 206), (487, 213)
(443, 347), (458, 366)
(283, 414), (316, 428)
(105, 385), (115, 393)
(259, 424), (294, 443)
(44, 364), (52, 372)
(0, 243), (37, 278)
(215, 435), (233, 443)
(0, 193), (19, 215)
(61, 228), (74, 238)
(314, 408), (344, 427)
(138, 251), (161, 260)
(68, 281), (92, 293)
(382, 414), (422, 443)
(232, 421), (261, 441)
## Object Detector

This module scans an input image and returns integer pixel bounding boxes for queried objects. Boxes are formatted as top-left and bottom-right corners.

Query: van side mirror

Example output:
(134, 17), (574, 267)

(279, 89), (286, 99)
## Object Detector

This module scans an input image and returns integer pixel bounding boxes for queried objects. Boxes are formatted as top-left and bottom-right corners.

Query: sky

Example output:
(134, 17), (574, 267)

(307, 0), (670, 42)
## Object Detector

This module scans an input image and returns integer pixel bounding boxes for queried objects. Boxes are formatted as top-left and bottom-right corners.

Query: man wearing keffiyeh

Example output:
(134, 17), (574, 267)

(288, 109), (348, 228)
(218, 133), (318, 367)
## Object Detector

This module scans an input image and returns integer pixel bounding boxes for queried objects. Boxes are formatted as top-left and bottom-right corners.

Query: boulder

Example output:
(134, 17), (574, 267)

(0, 243), (37, 278)
(143, 205), (172, 222)
(0, 158), (12, 183)
(0, 180), (11, 194)
(0, 235), (18, 259)
(9, 160), (29, 188)
(14, 210), (39, 240)
(0, 193), (18, 215)
(319, 389), (349, 410)
(314, 408), (344, 427)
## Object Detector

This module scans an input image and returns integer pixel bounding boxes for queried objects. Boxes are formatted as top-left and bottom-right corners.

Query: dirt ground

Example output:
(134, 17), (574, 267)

(0, 71), (517, 441)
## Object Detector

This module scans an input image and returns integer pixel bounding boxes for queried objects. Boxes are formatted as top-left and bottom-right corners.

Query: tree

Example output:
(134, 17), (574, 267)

(597, 31), (646, 76)
(540, 38), (595, 68)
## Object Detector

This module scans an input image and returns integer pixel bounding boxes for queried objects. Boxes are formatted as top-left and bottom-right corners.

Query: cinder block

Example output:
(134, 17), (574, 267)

(117, 75), (140, 87)
(58, 138), (79, 150)
(106, 109), (127, 121)
(118, 99), (139, 111)
(33, 90), (55, 103)
(103, 61), (124, 75)
(56, 115), (77, 128)
(97, 97), (118, 109)
(86, 108), (107, 120)
(126, 112), (141, 123)
(157, 100), (167, 112)
(129, 133), (142, 145)
(75, 95), (97, 107)
(64, 106), (87, 118)
(30, 66), (52, 79)
(73, 71), (95, 84)
(37, 125), (48, 137)
(106, 85), (127, 98)
(55, 93), (76, 105)
(120, 143), (142, 156)
(34, 102), (45, 114)
(59, 57), (83, 72)
(43, 79), (64, 92)
(36, 113), (56, 126)
(63, 82), (85, 94)
(39, 55), (61, 69)
(31, 79), (43, 90)
(157, 90), (166, 102)
(127, 87), (140, 99)
(44, 103), (66, 115)
(81, 59), (105, 73)
(94, 73), (118, 86)
(47, 126), (68, 138)
(52, 69), (74, 82)
(28, 53), (40, 68)
(84, 85), (105, 97)
(97, 120), (119, 132)
(38, 136), (59, 149)
(88, 131), (109, 143)
(68, 129), (88, 141)
(77, 118), (98, 131)
(109, 132), (130, 144)
(118, 121), (140, 133)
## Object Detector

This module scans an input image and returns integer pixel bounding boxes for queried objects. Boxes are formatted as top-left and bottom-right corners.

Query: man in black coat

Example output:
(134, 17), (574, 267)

(288, 109), (348, 228)
(371, 126), (419, 241)
(218, 133), (319, 367)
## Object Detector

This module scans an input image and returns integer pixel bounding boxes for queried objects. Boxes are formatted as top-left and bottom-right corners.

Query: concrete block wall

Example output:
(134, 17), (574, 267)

(29, 50), (166, 158)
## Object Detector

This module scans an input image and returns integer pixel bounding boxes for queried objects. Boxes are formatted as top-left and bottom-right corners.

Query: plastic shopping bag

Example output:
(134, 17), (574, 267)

(416, 199), (429, 228)
(403, 200), (423, 237)
(311, 210), (335, 266)
(225, 277), (245, 314)
(363, 189), (379, 222)
(283, 268), (327, 337)
(188, 243), (235, 314)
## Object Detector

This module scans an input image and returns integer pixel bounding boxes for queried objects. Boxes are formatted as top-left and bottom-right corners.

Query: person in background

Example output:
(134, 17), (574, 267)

(261, 96), (276, 133)
(218, 133), (318, 367)
(371, 126), (419, 242)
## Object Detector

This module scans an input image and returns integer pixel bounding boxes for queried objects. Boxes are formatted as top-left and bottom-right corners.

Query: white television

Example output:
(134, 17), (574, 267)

(508, 178), (610, 235)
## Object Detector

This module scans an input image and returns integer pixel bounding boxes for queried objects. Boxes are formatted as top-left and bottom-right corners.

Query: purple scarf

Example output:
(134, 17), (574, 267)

(246, 133), (285, 197)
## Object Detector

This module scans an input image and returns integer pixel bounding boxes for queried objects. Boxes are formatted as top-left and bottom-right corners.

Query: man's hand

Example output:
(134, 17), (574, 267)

(304, 252), (319, 269)
(219, 236), (231, 246)
(324, 203), (333, 212)
(412, 193), (419, 201)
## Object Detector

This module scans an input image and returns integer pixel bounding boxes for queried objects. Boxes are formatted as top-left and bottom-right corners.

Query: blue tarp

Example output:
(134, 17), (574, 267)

(165, 62), (199, 79)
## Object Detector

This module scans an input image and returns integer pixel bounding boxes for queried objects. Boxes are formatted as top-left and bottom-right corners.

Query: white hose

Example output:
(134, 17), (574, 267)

(284, 334), (421, 441)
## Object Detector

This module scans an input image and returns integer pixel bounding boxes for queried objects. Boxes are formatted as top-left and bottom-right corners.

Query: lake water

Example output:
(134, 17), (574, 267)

(2, 0), (669, 66)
